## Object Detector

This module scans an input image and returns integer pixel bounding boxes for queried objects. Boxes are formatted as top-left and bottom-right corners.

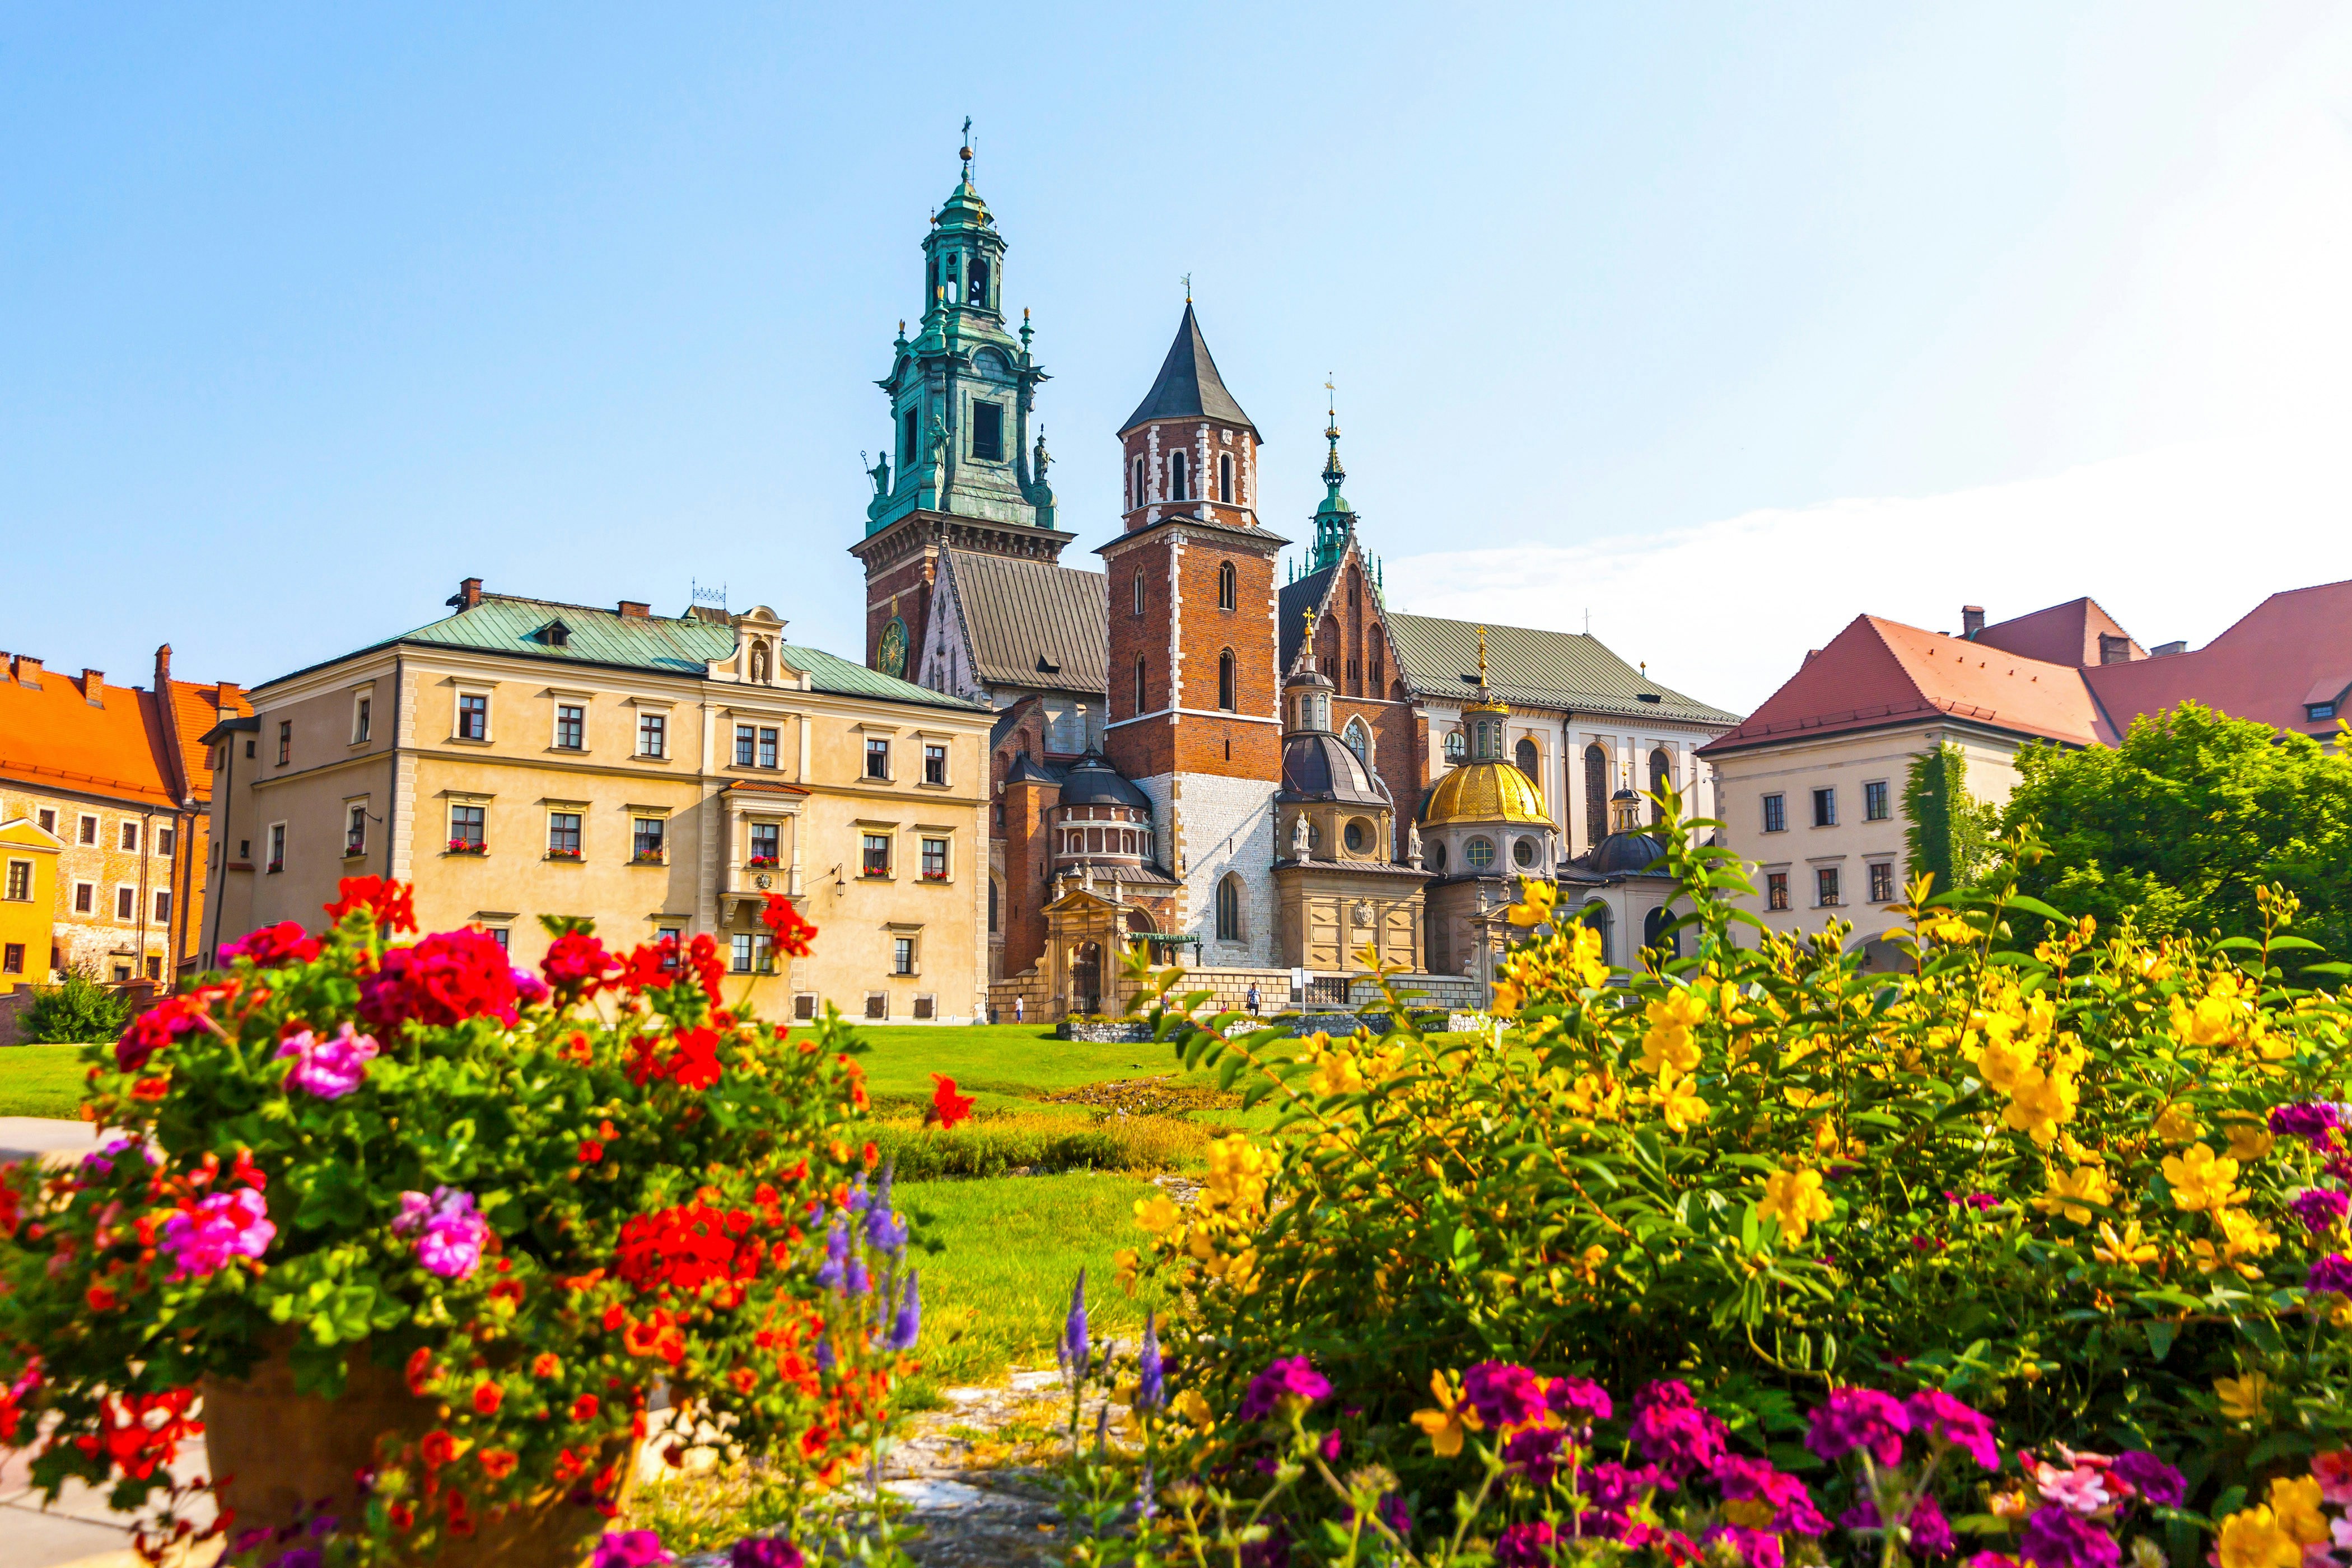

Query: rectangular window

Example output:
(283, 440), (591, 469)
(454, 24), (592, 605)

(146, 955), (162, 982)
(793, 993), (817, 1021)
(268, 823), (286, 872)
(548, 813), (582, 858)
(74, 881), (95, 914)
(347, 803), (367, 856)
(861, 833), (891, 878)
(759, 727), (780, 769)
(633, 818), (666, 862)
(920, 837), (949, 880)
(354, 694), (372, 743)
(36, 809), (54, 834)
(923, 743), (947, 785)
(865, 993), (888, 1020)
(1761, 794), (1786, 834)
(120, 821), (139, 852)
(457, 694), (488, 742)
(449, 805), (484, 852)
(637, 711), (666, 758)
(1869, 862), (1896, 903)
(1, 944), (21, 976)
(3, 861), (30, 900)
(1863, 780), (1890, 821)
(115, 885), (134, 921)
(913, 994), (936, 1020)
(278, 719), (292, 764)
(157, 824), (175, 857)
(901, 409), (917, 470)
(735, 724), (757, 767)
(893, 936), (916, 976)
(730, 933), (776, 974)
(656, 925), (684, 958)
(1765, 871), (1790, 911)
(970, 400), (1004, 461)
(865, 738), (890, 779)
(748, 823), (780, 865)
(486, 926), (510, 952)
(1817, 867), (1841, 906)
(153, 889), (171, 923)
(1812, 788), (1837, 828)
(2310, 702), (2337, 722)
(556, 704), (585, 750)
(79, 814), (98, 845)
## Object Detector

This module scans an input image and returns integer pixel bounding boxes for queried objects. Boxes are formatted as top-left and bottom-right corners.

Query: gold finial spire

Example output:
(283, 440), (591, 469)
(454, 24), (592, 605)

(959, 116), (974, 179)
(1477, 625), (1489, 685)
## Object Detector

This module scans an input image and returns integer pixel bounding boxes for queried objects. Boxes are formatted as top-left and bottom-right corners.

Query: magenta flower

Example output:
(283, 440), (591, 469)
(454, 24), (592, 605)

(1545, 1375), (1612, 1425)
(1947, 1190), (2001, 1211)
(1238, 1356), (1330, 1421)
(1907, 1389), (2000, 1470)
(1805, 1387), (1911, 1468)
(161, 1187), (276, 1278)
(1630, 1380), (1729, 1481)
(2270, 1103), (2345, 1144)
(2111, 1451), (2186, 1508)
(2307, 1253), (2352, 1296)
(729, 1539), (804, 1568)
(592, 1531), (674, 1567)
(393, 1187), (490, 1281)
(1493, 1522), (1558, 1568)
(1705, 1524), (1786, 1568)
(1502, 1425), (1565, 1483)
(2019, 1505), (2120, 1568)
(276, 1023), (380, 1100)
(1714, 1453), (1828, 1534)
(2290, 1189), (2349, 1234)
(1461, 1361), (1548, 1430)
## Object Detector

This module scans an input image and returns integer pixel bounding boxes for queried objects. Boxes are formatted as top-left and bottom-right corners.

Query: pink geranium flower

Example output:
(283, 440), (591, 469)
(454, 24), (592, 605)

(276, 1023), (380, 1099)
(393, 1187), (490, 1280)
(161, 1187), (276, 1278)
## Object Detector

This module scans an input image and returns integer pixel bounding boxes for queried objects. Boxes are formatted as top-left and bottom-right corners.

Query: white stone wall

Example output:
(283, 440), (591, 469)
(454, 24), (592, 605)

(1131, 770), (1278, 968)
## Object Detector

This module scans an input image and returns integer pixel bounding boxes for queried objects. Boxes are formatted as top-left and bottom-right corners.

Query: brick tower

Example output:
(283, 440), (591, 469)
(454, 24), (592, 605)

(850, 135), (1070, 680)
(1100, 304), (1288, 964)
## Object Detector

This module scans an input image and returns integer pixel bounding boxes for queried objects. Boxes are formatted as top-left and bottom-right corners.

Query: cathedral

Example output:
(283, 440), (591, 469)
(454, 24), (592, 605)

(851, 148), (1740, 1015)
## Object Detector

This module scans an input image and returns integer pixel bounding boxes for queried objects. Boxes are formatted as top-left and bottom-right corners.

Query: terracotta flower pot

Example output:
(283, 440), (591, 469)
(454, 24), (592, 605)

(200, 1347), (626, 1568)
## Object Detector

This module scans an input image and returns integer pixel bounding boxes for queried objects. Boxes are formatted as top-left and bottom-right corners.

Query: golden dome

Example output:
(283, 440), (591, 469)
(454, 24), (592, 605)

(1424, 760), (1552, 826)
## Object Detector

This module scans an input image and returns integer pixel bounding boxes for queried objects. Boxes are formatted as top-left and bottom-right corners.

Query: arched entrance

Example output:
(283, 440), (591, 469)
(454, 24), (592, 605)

(1070, 941), (1103, 1016)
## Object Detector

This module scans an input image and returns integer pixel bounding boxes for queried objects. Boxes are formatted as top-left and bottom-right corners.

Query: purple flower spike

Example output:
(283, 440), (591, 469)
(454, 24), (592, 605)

(1546, 1375), (1612, 1425)
(1805, 1387), (1911, 1468)
(1136, 1312), (1164, 1412)
(1630, 1380), (1730, 1481)
(1060, 1268), (1089, 1380)
(886, 1271), (920, 1351)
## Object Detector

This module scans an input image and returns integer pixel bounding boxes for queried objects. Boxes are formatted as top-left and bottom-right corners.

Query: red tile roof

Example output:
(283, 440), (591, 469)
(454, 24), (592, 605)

(2082, 578), (2352, 740)
(1972, 596), (2145, 668)
(0, 653), (248, 810)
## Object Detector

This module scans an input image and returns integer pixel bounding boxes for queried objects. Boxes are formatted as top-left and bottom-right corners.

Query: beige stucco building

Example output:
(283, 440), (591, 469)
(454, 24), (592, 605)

(201, 582), (995, 1023)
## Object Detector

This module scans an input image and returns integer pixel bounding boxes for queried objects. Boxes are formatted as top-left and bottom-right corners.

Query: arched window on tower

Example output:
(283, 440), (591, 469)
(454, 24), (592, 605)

(1217, 648), (1236, 711)
(1219, 453), (1234, 504)
(1133, 570), (1145, 617)
(1132, 455), (1146, 510)
(1649, 748), (1673, 824)
(1217, 562), (1235, 610)
(1169, 451), (1189, 502)
(968, 256), (990, 309)
(1516, 737), (1539, 781)
(1348, 576), (1360, 611)
(1343, 717), (1371, 765)
(944, 253), (961, 305)
(1215, 874), (1244, 941)
(1584, 744), (1609, 852)
(1368, 628), (1384, 694)
(1444, 729), (1467, 764)
(1135, 655), (1149, 716)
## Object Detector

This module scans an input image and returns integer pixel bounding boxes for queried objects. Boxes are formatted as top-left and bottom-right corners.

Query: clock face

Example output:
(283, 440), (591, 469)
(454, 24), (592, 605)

(878, 617), (908, 679)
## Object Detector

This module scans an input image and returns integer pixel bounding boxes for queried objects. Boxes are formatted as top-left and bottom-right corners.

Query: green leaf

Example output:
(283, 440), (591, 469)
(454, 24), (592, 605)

(2143, 1320), (2178, 1361)
(2002, 895), (2071, 923)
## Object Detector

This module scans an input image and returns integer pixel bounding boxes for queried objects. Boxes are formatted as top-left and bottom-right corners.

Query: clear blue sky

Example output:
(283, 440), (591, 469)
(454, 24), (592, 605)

(6, 4), (2349, 710)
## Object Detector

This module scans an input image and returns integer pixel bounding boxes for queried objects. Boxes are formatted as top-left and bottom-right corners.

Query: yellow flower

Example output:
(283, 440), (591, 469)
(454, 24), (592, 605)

(1310, 1049), (1365, 1098)
(2034, 1164), (2113, 1225)
(1113, 1247), (1141, 1295)
(2190, 1209), (2279, 1279)
(1506, 878), (1559, 928)
(1564, 1072), (1624, 1122)
(2215, 1372), (2272, 1423)
(1757, 1165), (1834, 1244)
(1171, 1388), (1213, 1429)
(1133, 1193), (1182, 1235)
(2162, 1144), (2241, 1212)
(1919, 913), (1975, 945)
(1976, 1033), (2036, 1095)
(2223, 1121), (2275, 1162)
(1658, 1072), (1710, 1133)
(2267, 1477), (2330, 1546)
(2215, 1507), (2301, 1568)
(2154, 1103), (2203, 1144)
(2003, 1066), (2080, 1148)
(1639, 990), (1707, 1077)
(1490, 979), (1524, 1016)
(2094, 1220), (2159, 1266)
(1410, 1369), (1484, 1457)
(1570, 1243), (1609, 1285)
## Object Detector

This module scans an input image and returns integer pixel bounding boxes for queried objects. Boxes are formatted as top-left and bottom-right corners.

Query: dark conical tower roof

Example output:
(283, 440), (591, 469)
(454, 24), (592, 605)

(1121, 304), (1259, 437)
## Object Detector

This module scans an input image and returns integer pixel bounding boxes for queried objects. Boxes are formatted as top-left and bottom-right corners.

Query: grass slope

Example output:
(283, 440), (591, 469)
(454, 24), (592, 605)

(0, 1044), (90, 1119)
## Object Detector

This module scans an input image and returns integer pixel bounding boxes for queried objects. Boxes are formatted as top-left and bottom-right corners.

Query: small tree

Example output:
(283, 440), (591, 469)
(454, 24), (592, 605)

(18, 965), (134, 1043)
(1903, 741), (1996, 895)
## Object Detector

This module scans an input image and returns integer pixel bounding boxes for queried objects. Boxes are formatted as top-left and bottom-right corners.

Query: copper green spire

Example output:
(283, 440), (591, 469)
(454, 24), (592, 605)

(1306, 377), (1353, 573)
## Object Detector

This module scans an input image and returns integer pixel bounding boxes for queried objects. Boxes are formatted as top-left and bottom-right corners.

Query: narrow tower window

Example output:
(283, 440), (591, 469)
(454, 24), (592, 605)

(968, 256), (990, 309)
(1132, 570), (1146, 617)
(1134, 655), (1148, 715)
(1217, 562), (1235, 610)
(1215, 875), (1243, 941)
(1133, 455), (1146, 508)
(902, 409), (918, 468)
(970, 400), (1004, 461)
(1650, 748), (1673, 823)
(1169, 451), (1189, 502)
(1584, 744), (1608, 851)
(1217, 649), (1236, 711)
(1219, 453), (1234, 504)
(1516, 737), (1540, 781)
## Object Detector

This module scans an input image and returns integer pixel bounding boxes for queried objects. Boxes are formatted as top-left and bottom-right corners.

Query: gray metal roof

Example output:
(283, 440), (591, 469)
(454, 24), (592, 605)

(1385, 614), (1738, 727)
(1121, 305), (1259, 436)
(944, 552), (1108, 696)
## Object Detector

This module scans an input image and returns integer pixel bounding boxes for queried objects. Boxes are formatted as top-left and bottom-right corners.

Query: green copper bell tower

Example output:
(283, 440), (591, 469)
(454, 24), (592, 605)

(1306, 393), (1354, 575)
(851, 131), (1072, 679)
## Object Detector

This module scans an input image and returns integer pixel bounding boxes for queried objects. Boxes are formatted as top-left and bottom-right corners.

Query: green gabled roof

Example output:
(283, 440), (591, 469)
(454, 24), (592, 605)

(260, 594), (987, 712)
(1385, 613), (1739, 728)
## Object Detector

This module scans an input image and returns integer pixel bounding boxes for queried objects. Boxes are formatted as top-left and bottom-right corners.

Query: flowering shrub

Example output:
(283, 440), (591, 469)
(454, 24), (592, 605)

(0, 878), (912, 1562)
(1117, 815), (2351, 1548)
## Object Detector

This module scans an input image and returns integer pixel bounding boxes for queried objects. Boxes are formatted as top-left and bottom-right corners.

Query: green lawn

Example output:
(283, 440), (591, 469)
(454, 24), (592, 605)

(842, 1023), (1200, 1114)
(900, 1172), (1163, 1388)
(0, 1044), (91, 1119)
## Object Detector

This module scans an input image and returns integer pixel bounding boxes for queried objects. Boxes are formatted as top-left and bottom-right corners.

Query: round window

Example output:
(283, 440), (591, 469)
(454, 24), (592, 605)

(1427, 842), (1448, 871)
(1512, 836), (1537, 867)
(1464, 837), (1496, 871)
(1344, 819), (1370, 853)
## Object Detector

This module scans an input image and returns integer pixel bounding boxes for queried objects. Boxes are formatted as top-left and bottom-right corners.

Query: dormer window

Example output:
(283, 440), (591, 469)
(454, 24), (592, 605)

(541, 619), (571, 648)
(2311, 702), (2339, 722)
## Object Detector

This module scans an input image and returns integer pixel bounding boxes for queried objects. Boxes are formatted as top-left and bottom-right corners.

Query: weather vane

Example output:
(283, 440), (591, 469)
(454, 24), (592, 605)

(1182, 272), (1192, 303)
(959, 116), (973, 178)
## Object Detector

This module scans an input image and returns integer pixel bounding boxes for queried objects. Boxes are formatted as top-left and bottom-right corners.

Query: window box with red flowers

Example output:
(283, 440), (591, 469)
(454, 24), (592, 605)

(546, 847), (582, 861)
(446, 839), (486, 856)
(343, 844), (367, 860)
(0, 878), (909, 1568)
(629, 852), (666, 866)
(746, 856), (781, 869)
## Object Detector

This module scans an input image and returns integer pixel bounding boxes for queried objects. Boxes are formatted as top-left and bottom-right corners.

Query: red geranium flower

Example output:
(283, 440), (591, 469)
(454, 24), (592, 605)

(570, 1394), (600, 1423)
(325, 876), (418, 934)
(221, 920), (322, 968)
(531, 1354), (561, 1379)
(357, 928), (521, 1032)
(759, 894), (819, 958)
(541, 930), (618, 995)
(419, 1429), (456, 1469)
(472, 1381), (502, 1416)
(477, 1449), (518, 1480)
(928, 1075), (975, 1131)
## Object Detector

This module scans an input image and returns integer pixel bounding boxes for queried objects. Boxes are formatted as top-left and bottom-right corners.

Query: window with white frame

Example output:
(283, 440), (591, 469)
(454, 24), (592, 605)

(115, 885), (134, 921)
(3, 860), (31, 901)
(78, 814), (97, 845)
(547, 812), (582, 858)
(157, 824), (175, 857)
(865, 737), (891, 779)
(353, 692), (372, 743)
(346, 802), (367, 856)
(36, 808), (54, 834)
(153, 888), (171, 923)
(277, 719), (292, 764)
(555, 703), (586, 750)
(1868, 861), (1896, 903)
(748, 822), (780, 866)
(1816, 866), (1841, 906)
(861, 833), (892, 878)
(920, 837), (949, 880)
(731, 932), (776, 974)
(633, 817), (666, 862)
(636, 710), (668, 758)
(1864, 781), (1890, 821)
(267, 823), (286, 872)
(923, 743), (948, 785)
(447, 804), (484, 853)
(1812, 788), (1837, 828)
(120, 821), (139, 852)
(73, 881), (95, 914)
(893, 935), (917, 976)
(758, 726), (780, 769)
(1762, 794), (1787, 833)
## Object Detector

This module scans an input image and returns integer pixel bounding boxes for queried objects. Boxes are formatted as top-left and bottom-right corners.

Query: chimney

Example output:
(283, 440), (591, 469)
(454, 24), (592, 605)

(1802, 648), (1821, 665)
(2150, 640), (2186, 657)
(2098, 633), (2135, 665)
(153, 643), (174, 692)
(447, 577), (483, 610)
(82, 669), (105, 707)
(214, 680), (241, 716)
(617, 600), (651, 619)
(1961, 605), (1986, 638)
(11, 655), (42, 689)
